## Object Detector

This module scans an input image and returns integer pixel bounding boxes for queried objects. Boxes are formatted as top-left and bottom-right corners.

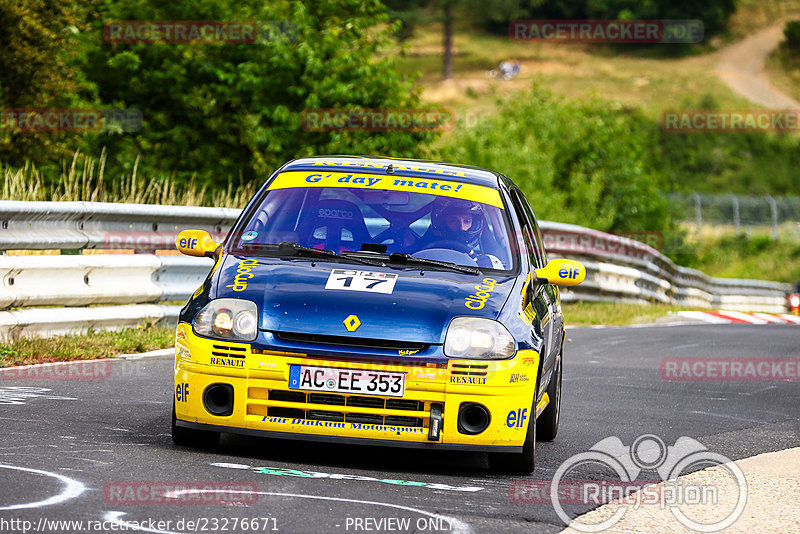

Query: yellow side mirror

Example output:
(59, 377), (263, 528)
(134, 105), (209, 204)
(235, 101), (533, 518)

(175, 230), (220, 257)
(534, 258), (585, 286)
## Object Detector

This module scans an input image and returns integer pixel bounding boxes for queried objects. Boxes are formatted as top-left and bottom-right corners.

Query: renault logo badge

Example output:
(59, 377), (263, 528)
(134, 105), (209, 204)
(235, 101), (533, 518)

(343, 315), (361, 332)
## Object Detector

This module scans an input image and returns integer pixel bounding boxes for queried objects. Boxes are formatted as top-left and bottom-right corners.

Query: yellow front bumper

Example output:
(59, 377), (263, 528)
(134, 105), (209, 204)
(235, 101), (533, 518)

(174, 324), (544, 451)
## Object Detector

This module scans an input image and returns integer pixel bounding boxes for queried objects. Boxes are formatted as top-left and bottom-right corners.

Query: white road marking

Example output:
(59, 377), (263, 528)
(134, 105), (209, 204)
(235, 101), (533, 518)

(0, 386), (77, 405)
(0, 464), (85, 510)
(209, 462), (250, 470)
(116, 348), (173, 360)
(716, 310), (769, 324)
(676, 311), (731, 324)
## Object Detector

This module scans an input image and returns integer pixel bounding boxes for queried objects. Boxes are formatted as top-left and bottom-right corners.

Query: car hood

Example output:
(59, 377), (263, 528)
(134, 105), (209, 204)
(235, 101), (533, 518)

(216, 256), (516, 344)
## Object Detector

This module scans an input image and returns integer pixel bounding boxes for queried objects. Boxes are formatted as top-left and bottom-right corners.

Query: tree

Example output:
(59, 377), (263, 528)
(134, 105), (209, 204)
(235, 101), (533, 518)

(2, 0), (437, 191)
(388, 0), (522, 80)
(81, 0), (437, 188)
(0, 0), (88, 165)
(438, 88), (672, 232)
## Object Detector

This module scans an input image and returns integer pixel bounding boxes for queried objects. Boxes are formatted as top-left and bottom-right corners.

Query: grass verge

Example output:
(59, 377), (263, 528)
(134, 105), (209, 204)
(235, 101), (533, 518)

(563, 302), (701, 327)
(1, 150), (257, 207)
(395, 22), (754, 123)
(0, 325), (174, 367)
(681, 235), (800, 281)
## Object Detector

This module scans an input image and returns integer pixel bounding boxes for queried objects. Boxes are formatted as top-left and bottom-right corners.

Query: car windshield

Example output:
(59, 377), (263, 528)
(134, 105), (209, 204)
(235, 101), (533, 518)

(229, 172), (516, 271)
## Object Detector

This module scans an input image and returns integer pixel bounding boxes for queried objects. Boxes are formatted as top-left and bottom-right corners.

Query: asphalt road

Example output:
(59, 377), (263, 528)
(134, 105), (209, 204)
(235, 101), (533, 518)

(1, 325), (798, 534)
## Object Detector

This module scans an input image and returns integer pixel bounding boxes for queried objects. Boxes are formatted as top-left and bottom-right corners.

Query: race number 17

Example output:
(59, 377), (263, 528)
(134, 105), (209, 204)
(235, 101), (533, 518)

(324, 269), (399, 294)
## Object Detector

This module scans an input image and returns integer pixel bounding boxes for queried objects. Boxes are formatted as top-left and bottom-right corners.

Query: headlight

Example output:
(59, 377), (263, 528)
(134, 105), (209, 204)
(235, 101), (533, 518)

(194, 299), (258, 341)
(444, 317), (515, 360)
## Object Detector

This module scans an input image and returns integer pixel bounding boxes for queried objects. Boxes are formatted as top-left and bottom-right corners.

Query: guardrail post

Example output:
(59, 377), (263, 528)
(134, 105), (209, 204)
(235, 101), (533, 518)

(693, 193), (702, 230)
(767, 195), (778, 240)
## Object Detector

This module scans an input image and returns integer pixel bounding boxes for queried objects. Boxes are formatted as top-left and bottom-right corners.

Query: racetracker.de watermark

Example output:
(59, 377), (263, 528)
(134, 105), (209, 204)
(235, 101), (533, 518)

(301, 109), (457, 132)
(540, 229), (665, 259)
(509, 20), (703, 43)
(104, 481), (259, 505)
(661, 358), (800, 381)
(101, 231), (227, 251)
(103, 20), (296, 44)
(661, 110), (800, 132)
(0, 109), (142, 133)
(0, 360), (112, 381)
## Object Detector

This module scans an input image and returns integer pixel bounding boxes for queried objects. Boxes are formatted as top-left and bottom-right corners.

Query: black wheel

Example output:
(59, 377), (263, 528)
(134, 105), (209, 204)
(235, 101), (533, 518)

(171, 400), (220, 448)
(488, 406), (536, 474)
(537, 351), (562, 442)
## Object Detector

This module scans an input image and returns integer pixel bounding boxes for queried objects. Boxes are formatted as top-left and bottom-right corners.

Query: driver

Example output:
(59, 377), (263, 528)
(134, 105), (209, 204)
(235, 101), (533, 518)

(430, 198), (484, 253)
(419, 198), (504, 268)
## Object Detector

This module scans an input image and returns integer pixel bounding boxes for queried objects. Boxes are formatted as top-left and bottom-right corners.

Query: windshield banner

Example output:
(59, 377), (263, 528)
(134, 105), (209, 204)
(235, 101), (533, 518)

(267, 171), (504, 208)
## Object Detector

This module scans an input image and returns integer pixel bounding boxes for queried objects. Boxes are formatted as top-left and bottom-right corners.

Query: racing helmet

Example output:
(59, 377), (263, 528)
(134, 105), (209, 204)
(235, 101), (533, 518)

(430, 198), (484, 250)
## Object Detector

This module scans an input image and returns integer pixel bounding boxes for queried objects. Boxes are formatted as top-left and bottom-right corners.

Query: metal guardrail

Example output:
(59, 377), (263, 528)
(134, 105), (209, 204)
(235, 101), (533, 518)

(0, 255), (213, 308)
(540, 221), (790, 312)
(0, 201), (234, 250)
(0, 201), (792, 339)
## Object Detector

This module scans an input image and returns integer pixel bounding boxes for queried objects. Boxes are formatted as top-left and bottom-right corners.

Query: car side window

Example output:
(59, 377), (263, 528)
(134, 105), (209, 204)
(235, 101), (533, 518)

(519, 193), (548, 265)
(509, 189), (543, 269)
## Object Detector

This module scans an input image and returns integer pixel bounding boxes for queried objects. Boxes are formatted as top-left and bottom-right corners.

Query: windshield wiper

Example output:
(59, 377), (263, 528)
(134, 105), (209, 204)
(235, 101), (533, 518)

(387, 252), (480, 275)
(240, 242), (385, 267)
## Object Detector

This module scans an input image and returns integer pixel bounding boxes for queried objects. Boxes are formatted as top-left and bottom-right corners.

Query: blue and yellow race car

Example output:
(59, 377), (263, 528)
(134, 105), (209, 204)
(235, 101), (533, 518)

(172, 156), (584, 473)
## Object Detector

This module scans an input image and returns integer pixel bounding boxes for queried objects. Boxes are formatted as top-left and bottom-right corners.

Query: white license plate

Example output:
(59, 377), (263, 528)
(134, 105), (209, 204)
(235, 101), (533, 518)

(288, 365), (405, 397)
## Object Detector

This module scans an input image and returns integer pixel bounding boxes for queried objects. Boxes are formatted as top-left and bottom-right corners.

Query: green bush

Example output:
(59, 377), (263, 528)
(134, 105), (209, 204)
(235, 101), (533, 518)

(657, 96), (800, 195)
(437, 87), (671, 232)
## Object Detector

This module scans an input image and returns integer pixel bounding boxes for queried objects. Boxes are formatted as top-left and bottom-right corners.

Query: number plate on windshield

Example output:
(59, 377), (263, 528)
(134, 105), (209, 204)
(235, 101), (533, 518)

(288, 365), (405, 397)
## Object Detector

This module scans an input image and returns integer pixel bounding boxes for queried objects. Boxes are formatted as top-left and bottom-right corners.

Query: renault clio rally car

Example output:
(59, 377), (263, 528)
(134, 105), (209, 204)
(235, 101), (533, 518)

(172, 156), (584, 473)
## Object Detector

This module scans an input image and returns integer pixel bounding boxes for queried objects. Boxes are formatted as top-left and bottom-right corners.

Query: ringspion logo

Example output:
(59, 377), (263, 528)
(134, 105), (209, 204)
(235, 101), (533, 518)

(522, 434), (747, 532)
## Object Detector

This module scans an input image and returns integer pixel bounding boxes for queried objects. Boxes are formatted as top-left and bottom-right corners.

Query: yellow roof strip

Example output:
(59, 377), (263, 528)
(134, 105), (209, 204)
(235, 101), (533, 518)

(268, 171), (503, 209)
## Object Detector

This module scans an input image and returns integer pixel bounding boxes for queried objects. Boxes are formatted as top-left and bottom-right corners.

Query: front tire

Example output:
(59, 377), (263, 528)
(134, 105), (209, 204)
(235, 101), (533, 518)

(537, 351), (562, 442)
(488, 408), (536, 474)
(171, 400), (220, 448)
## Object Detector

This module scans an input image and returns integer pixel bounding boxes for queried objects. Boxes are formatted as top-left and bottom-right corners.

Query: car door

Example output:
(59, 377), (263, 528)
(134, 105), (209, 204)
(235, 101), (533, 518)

(521, 194), (564, 353)
(508, 189), (556, 396)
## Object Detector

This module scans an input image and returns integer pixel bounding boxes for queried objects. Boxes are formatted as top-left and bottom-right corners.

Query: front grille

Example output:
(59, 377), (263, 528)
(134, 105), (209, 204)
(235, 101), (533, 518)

(267, 407), (304, 419)
(347, 395), (384, 408)
(269, 390), (304, 403)
(308, 410), (344, 422)
(212, 344), (248, 358)
(274, 331), (428, 352)
(253, 389), (430, 428)
(451, 363), (489, 376)
(386, 399), (424, 411)
(309, 393), (345, 406)
(345, 413), (384, 424)
(386, 416), (422, 427)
